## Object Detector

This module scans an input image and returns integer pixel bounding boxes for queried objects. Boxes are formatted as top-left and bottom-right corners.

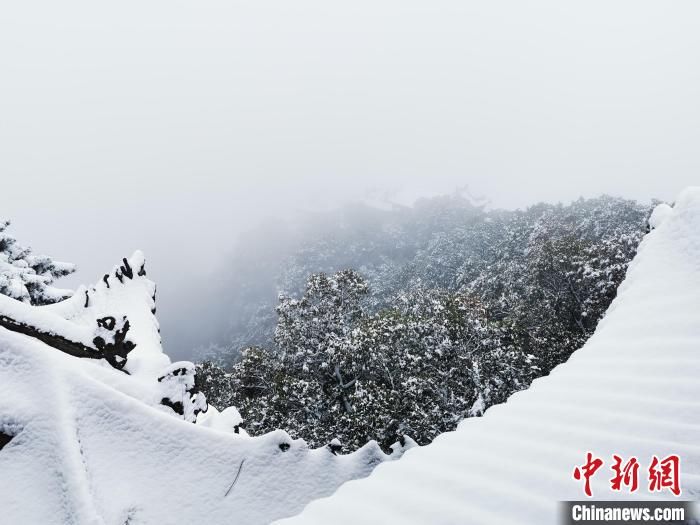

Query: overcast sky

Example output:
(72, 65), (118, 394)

(1, 1), (699, 355)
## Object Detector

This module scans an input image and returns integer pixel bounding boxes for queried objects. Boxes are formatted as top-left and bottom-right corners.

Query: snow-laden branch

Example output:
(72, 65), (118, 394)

(0, 292), (136, 371)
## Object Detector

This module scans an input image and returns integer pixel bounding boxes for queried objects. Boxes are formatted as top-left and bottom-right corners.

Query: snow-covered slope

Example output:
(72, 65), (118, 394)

(0, 255), (406, 525)
(281, 187), (700, 524)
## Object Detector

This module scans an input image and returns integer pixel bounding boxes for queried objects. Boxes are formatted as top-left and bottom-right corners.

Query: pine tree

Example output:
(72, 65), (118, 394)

(0, 220), (75, 305)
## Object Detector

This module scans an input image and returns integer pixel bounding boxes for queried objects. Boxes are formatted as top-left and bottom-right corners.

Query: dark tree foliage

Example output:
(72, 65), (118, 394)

(197, 195), (652, 450)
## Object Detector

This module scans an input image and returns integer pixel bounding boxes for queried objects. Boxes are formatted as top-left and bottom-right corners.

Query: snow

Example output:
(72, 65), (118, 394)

(197, 405), (249, 436)
(279, 188), (700, 524)
(467, 392), (485, 417)
(157, 361), (208, 422)
(648, 202), (673, 230)
(0, 253), (407, 525)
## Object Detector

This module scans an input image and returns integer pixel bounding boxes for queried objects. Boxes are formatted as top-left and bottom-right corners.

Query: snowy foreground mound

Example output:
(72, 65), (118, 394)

(0, 255), (407, 524)
(281, 188), (700, 524)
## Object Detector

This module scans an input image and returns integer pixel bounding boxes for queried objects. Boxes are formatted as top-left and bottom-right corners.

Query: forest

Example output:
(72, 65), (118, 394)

(190, 193), (653, 450)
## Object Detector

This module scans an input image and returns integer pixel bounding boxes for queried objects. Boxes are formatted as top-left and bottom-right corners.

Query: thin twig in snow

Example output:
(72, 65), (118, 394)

(224, 459), (246, 497)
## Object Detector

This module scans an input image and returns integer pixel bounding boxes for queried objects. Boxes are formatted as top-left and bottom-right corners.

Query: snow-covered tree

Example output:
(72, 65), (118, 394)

(268, 270), (369, 445)
(0, 220), (75, 305)
(195, 360), (236, 408)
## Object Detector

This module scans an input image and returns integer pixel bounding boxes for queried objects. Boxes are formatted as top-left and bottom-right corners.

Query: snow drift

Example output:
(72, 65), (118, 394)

(280, 188), (700, 524)
(0, 253), (407, 525)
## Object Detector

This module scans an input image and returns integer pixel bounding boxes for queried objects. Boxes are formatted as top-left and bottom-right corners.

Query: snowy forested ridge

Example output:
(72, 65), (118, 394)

(279, 188), (700, 525)
(194, 194), (653, 450)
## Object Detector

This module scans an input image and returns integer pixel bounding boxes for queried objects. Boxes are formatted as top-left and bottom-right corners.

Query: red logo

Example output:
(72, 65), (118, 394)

(573, 452), (604, 497)
(573, 453), (681, 497)
(610, 455), (639, 493)
(648, 455), (681, 497)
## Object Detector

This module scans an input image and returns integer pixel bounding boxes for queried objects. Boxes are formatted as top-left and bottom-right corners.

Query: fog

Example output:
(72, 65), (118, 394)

(1, 0), (699, 358)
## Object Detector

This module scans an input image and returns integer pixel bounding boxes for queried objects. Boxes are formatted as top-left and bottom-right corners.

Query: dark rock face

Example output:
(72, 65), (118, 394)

(0, 432), (13, 451)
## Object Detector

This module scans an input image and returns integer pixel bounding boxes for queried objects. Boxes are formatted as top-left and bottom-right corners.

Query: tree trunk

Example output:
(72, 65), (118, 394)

(0, 313), (134, 372)
(0, 314), (101, 359)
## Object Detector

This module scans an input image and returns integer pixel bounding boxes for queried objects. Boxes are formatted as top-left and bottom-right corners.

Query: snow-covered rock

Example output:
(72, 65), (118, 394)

(648, 202), (673, 230)
(280, 188), (700, 524)
(197, 405), (249, 436)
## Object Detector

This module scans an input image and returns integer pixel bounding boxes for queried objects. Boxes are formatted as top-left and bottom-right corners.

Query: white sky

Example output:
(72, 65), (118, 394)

(1, 1), (699, 354)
